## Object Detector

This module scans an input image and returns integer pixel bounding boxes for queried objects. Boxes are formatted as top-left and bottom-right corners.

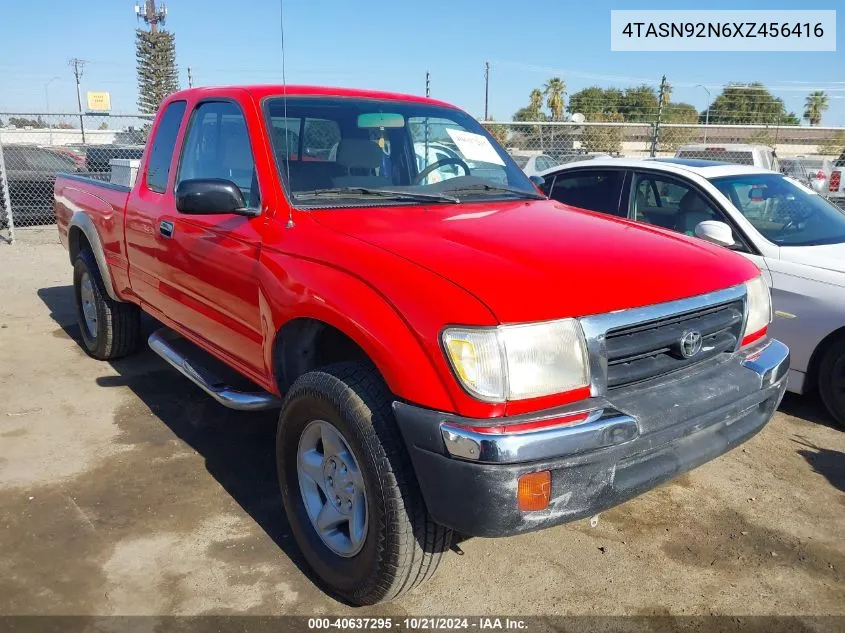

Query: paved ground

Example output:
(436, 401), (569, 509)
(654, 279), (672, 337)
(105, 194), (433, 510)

(1, 229), (843, 617)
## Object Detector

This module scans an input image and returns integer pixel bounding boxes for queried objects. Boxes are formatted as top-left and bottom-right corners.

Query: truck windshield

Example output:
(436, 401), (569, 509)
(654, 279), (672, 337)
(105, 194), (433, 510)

(710, 172), (845, 246)
(263, 96), (539, 207)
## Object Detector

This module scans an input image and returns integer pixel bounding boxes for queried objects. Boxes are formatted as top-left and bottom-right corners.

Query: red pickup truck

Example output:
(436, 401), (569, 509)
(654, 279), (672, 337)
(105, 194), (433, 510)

(55, 85), (789, 605)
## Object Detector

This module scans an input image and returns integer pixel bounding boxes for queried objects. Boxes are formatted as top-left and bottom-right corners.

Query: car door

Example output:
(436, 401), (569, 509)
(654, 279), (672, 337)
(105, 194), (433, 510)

(543, 168), (627, 217)
(155, 99), (266, 375)
(627, 169), (772, 282)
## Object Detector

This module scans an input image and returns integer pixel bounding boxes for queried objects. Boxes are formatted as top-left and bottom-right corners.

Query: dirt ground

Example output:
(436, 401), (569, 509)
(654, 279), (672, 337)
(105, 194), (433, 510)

(0, 229), (843, 618)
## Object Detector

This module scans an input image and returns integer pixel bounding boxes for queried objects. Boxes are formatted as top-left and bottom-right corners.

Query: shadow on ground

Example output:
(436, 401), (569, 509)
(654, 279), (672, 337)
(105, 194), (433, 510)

(792, 438), (845, 493)
(36, 284), (313, 580)
(779, 392), (839, 431)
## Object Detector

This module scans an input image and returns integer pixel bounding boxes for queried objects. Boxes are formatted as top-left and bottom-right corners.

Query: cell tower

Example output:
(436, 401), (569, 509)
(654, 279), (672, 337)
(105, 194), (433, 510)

(135, 1), (168, 33)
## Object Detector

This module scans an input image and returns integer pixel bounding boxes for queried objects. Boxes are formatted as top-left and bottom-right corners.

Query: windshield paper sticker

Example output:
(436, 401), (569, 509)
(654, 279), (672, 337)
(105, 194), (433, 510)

(446, 129), (505, 166)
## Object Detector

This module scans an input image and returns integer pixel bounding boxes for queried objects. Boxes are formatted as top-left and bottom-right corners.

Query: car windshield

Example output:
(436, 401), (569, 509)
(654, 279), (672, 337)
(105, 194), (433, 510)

(710, 172), (845, 246)
(264, 97), (539, 207)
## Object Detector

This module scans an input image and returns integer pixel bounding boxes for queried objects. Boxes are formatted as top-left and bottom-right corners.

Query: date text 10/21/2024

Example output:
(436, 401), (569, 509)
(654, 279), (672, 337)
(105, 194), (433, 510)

(307, 618), (529, 630)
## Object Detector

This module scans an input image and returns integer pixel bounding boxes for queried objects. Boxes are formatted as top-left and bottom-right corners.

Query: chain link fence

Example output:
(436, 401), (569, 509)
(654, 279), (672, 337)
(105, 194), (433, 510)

(1, 112), (844, 243)
(481, 120), (845, 209)
(0, 113), (151, 241)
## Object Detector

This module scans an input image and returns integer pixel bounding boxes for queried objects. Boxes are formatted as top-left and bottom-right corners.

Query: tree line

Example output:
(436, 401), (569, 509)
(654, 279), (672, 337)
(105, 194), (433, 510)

(510, 79), (830, 127)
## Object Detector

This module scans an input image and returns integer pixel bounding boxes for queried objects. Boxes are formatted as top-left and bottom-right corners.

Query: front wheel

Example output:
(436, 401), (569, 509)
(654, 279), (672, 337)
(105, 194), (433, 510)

(276, 362), (451, 605)
(818, 339), (845, 430)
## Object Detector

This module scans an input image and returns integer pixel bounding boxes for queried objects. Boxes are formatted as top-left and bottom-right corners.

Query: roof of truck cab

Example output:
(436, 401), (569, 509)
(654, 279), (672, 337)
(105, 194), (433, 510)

(167, 85), (459, 109)
(539, 156), (774, 179)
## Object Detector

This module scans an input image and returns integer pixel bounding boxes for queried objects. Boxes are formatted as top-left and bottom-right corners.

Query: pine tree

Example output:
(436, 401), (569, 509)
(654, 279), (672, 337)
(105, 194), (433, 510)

(135, 28), (179, 114)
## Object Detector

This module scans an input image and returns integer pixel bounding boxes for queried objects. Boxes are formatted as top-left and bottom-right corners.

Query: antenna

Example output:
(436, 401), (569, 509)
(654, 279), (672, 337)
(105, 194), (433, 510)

(136, 1), (167, 33)
(280, 0), (293, 229)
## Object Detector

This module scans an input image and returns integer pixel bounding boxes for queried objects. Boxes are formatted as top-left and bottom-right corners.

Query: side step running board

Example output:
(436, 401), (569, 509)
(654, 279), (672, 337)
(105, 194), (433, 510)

(148, 329), (281, 411)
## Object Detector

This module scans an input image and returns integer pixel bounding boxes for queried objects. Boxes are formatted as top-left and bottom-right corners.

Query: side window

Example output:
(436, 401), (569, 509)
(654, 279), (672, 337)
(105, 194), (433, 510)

(178, 101), (258, 207)
(548, 170), (625, 216)
(146, 100), (186, 193)
(631, 172), (724, 237)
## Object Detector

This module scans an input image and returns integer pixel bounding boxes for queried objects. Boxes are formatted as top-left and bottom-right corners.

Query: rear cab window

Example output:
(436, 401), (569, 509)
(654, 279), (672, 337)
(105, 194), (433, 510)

(145, 100), (187, 193)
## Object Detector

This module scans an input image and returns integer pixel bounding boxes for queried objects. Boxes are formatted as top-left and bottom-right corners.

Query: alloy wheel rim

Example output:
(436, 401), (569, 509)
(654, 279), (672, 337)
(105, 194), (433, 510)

(80, 272), (98, 339)
(296, 419), (368, 557)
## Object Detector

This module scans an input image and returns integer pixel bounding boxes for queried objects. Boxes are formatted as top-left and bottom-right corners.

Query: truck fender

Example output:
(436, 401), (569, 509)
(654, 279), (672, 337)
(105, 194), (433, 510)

(67, 211), (121, 302)
(259, 259), (456, 412)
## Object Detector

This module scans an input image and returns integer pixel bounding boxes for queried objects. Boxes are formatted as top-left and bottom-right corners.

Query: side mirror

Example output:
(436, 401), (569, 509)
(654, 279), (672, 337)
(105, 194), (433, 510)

(529, 175), (546, 188)
(694, 220), (735, 248)
(175, 179), (257, 216)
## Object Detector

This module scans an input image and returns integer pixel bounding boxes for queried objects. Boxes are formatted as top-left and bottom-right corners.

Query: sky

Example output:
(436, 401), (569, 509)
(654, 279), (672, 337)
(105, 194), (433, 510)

(1, 0), (843, 125)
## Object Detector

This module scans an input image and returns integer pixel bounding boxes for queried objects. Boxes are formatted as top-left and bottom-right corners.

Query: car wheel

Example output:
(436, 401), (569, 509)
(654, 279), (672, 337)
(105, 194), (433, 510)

(818, 338), (845, 430)
(276, 362), (451, 605)
(73, 249), (141, 360)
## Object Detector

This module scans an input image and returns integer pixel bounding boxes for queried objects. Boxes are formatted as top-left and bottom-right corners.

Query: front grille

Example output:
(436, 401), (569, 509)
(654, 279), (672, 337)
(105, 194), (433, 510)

(605, 299), (744, 389)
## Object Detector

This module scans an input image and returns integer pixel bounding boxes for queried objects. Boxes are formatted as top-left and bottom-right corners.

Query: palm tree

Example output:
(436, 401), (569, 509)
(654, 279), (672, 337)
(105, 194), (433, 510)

(803, 91), (829, 126)
(544, 77), (566, 120)
(528, 89), (544, 118)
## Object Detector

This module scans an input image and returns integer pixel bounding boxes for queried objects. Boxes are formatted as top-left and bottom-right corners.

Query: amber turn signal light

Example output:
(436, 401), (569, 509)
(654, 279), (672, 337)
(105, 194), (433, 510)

(517, 470), (551, 511)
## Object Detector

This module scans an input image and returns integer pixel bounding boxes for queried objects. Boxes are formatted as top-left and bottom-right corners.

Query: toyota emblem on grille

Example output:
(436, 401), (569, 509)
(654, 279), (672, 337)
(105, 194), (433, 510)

(679, 330), (703, 359)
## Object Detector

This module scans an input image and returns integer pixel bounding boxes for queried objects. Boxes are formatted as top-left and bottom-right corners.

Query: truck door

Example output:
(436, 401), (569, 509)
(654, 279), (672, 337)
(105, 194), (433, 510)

(155, 99), (266, 375)
(124, 100), (187, 308)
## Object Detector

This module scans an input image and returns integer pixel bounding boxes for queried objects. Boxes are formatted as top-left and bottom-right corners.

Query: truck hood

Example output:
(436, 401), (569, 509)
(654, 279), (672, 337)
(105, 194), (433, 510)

(779, 243), (845, 274)
(310, 199), (759, 323)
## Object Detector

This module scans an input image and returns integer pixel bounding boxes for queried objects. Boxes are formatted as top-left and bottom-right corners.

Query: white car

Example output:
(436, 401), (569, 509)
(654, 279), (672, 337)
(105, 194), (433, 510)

(508, 151), (559, 176)
(539, 157), (845, 427)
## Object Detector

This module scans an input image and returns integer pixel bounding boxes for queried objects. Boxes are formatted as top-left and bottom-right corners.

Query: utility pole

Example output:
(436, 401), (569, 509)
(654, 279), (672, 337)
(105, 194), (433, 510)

(187, 66), (193, 88)
(484, 61), (490, 120)
(425, 71), (430, 98)
(136, 0), (167, 33)
(650, 74), (667, 157)
(68, 58), (87, 144)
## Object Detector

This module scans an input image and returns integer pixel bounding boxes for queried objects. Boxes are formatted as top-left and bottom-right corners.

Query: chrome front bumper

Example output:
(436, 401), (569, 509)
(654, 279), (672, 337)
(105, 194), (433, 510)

(435, 338), (789, 464)
(392, 338), (789, 537)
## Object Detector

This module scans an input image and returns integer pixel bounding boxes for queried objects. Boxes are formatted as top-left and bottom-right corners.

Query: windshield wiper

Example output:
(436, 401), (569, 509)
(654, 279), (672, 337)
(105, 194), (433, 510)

(442, 183), (547, 200)
(295, 187), (459, 204)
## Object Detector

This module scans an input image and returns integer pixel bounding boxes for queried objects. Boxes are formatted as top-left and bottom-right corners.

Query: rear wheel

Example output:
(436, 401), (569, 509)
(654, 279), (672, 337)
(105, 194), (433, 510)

(818, 338), (845, 430)
(73, 249), (141, 360)
(276, 362), (451, 605)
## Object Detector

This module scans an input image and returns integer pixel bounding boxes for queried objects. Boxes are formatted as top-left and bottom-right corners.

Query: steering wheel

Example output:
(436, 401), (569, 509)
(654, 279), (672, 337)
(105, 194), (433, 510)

(413, 157), (470, 185)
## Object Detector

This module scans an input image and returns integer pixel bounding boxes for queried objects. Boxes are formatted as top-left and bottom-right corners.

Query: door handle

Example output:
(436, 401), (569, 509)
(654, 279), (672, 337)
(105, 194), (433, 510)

(159, 220), (174, 239)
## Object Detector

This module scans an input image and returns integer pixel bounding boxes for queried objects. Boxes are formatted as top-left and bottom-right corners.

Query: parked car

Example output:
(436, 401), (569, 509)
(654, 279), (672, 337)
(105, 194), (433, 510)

(1, 144), (79, 226)
(540, 157), (843, 427)
(675, 144), (779, 171)
(508, 150), (559, 176)
(779, 156), (833, 194)
(55, 86), (788, 604)
(829, 149), (845, 205)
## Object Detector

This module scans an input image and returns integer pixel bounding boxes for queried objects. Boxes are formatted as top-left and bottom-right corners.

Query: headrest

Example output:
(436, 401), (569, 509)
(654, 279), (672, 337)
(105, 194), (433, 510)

(335, 139), (383, 169)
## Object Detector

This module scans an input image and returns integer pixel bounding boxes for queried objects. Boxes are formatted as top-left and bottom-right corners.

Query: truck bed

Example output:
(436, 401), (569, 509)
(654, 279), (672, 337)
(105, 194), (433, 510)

(55, 172), (132, 297)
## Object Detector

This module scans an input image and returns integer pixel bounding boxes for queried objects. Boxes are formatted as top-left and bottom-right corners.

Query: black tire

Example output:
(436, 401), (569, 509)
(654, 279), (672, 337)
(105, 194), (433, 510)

(73, 249), (141, 360)
(818, 338), (845, 430)
(276, 362), (451, 605)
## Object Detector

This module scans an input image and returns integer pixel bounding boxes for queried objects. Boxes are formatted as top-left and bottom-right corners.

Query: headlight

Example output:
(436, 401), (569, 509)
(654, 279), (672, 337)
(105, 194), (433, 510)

(442, 319), (590, 402)
(742, 275), (772, 345)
